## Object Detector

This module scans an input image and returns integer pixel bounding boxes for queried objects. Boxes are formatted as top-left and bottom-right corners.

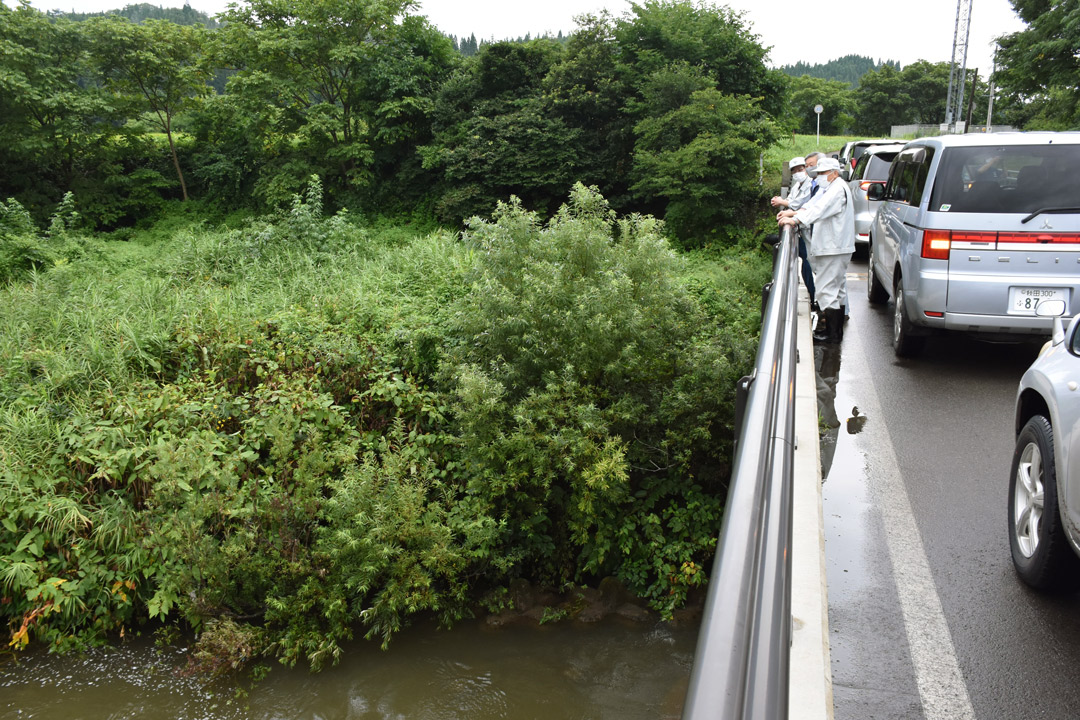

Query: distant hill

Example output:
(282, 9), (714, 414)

(47, 3), (220, 27)
(448, 31), (569, 57)
(781, 54), (901, 87)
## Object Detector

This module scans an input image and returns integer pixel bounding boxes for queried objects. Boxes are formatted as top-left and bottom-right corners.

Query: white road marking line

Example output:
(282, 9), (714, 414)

(841, 330), (977, 720)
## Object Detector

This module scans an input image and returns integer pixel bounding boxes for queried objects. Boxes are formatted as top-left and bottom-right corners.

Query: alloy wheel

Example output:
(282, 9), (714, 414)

(1014, 440), (1046, 558)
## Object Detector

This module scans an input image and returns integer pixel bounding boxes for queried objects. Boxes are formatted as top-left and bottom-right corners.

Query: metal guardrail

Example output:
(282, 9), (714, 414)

(682, 225), (801, 719)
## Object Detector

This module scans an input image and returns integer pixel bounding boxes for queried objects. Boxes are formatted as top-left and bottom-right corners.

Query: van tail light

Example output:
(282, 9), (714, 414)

(922, 230), (952, 260)
(998, 233), (1080, 244)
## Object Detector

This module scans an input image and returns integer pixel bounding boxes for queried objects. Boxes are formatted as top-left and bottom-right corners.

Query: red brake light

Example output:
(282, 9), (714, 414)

(950, 231), (997, 244)
(998, 233), (1080, 244)
(922, 230), (951, 260)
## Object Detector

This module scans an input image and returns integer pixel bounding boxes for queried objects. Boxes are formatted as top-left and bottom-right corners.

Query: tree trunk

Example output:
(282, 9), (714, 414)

(165, 126), (189, 202)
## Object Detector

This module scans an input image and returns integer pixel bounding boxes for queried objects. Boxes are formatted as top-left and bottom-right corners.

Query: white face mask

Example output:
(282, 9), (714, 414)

(792, 171), (807, 182)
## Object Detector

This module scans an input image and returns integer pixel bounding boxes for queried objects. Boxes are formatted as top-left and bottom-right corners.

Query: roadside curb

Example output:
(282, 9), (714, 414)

(789, 286), (834, 720)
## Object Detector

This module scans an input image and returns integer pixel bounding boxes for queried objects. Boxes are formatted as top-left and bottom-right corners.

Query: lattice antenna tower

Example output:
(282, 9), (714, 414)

(944, 0), (973, 126)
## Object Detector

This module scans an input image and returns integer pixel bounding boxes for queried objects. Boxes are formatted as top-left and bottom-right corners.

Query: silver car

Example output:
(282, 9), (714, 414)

(848, 143), (904, 249)
(867, 132), (1080, 357)
(1010, 304), (1080, 589)
(838, 138), (896, 174)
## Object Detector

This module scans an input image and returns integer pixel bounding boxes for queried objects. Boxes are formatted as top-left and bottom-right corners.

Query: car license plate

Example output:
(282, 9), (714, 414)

(1008, 287), (1067, 315)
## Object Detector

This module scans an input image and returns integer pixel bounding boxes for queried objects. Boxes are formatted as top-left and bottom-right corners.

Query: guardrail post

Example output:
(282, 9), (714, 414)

(733, 371), (755, 448)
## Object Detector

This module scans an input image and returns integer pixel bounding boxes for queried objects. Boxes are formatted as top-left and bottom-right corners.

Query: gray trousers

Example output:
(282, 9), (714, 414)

(811, 253), (851, 311)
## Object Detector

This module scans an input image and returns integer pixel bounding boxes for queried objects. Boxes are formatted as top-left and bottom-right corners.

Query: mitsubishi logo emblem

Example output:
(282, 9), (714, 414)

(1040, 218), (1055, 230)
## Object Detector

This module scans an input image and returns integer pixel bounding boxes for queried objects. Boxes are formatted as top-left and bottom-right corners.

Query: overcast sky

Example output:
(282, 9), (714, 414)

(26, 0), (1026, 75)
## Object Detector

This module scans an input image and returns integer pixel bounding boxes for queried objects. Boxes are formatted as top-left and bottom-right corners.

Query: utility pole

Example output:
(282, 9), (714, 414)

(944, 0), (973, 131)
(965, 68), (979, 130)
(985, 48), (998, 130)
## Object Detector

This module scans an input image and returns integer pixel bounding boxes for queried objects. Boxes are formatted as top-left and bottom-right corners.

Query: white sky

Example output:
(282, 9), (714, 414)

(26, 0), (1026, 75)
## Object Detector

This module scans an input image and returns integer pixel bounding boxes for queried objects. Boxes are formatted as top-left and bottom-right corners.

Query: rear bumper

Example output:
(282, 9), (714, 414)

(942, 312), (1057, 335)
(908, 304), (1057, 337)
(908, 263), (1074, 336)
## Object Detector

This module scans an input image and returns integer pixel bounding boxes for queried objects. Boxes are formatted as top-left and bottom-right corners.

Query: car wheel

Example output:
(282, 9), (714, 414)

(867, 245), (888, 304)
(892, 281), (925, 357)
(1008, 415), (1080, 590)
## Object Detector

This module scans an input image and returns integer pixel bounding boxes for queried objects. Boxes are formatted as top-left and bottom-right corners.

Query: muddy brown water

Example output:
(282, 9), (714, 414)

(1, 615), (698, 719)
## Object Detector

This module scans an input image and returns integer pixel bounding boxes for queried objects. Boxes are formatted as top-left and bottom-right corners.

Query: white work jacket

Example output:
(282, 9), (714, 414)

(795, 175), (855, 257)
(787, 175), (812, 210)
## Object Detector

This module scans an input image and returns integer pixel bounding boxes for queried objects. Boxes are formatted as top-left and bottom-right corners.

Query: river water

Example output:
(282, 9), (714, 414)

(1, 615), (697, 719)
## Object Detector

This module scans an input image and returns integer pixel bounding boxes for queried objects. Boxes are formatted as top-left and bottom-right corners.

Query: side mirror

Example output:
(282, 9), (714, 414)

(867, 183), (886, 201)
(840, 168), (852, 182)
(1035, 300), (1066, 318)
(1036, 300), (1068, 345)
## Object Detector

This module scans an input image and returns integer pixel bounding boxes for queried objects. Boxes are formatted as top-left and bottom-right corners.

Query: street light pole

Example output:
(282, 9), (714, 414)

(814, 104), (823, 146)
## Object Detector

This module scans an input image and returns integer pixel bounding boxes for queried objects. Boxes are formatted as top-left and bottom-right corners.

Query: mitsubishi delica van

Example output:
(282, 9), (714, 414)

(866, 133), (1080, 357)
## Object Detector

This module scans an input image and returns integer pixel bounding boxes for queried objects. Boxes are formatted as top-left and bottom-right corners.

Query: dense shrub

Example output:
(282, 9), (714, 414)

(0, 182), (767, 667)
(444, 184), (758, 611)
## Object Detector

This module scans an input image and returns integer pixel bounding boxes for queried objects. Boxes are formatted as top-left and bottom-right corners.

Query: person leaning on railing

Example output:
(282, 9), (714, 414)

(776, 156), (854, 345)
(771, 153), (821, 314)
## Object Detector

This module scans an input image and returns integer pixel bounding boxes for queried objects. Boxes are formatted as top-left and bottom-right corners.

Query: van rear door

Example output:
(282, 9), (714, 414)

(926, 144), (1080, 320)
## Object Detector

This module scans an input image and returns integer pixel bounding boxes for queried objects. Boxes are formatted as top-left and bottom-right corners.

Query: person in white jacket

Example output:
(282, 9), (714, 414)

(777, 156), (854, 344)
(770, 156), (817, 310)
(771, 156), (811, 210)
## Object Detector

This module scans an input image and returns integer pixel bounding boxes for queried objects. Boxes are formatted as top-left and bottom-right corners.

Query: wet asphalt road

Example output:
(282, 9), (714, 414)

(822, 256), (1080, 720)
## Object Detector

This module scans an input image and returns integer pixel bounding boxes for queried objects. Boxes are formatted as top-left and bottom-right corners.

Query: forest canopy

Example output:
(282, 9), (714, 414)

(0, 0), (785, 247)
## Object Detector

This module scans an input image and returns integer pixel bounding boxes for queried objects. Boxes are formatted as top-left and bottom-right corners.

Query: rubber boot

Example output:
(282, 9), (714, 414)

(813, 310), (829, 343)
(826, 308), (844, 344)
(841, 304), (848, 323)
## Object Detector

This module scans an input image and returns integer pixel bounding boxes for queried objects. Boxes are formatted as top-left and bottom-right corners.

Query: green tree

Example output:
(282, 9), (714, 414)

(995, 0), (1080, 129)
(632, 88), (779, 243)
(84, 16), (211, 201)
(613, 0), (787, 120)
(899, 60), (951, 124)
(785, 75), (857, 135)
(0, 4), (109, 209)
(219, 0), (455, 207)
(854, 64), (914, 135)
(363, 15), (459, 210)
(421, 40), (576, 221)
(542, 14), (631, 202)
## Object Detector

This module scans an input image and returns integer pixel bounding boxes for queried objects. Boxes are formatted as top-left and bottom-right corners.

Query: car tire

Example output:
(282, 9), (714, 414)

(892, 281), (925, 357)
(1008, 415), (1080, 591)
(867, 245), (888, 305)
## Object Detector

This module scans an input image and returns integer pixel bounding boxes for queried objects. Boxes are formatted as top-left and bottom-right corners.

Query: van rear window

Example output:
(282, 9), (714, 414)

(928, 145), (1080, 214)
(865, 153), (898, 181)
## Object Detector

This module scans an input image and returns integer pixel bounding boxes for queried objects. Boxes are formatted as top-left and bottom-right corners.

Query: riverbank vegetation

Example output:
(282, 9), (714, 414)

(10, 0), (1062, 674)
(0, 179), (769, 668)
(2, 0), (791, 669)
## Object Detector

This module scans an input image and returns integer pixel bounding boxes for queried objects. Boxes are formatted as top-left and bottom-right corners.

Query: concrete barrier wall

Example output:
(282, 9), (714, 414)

(891, 123), (1018, 138)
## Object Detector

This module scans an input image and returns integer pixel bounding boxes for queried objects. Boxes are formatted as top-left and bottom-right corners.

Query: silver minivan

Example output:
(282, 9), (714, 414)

(848, 143), (905, 250)
(867, 132), (1080, 357)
